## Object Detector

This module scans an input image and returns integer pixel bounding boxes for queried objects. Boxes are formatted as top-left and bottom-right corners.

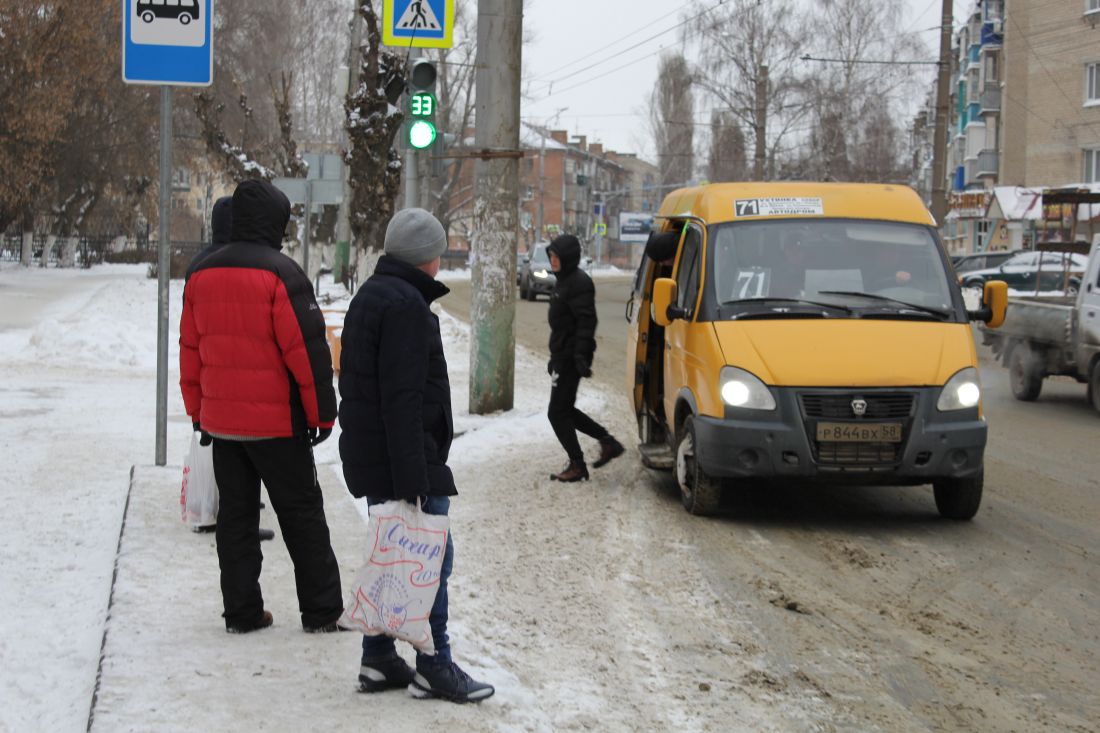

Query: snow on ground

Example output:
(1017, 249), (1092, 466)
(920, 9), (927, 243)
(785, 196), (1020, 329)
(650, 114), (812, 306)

(0, 262), (810, 733)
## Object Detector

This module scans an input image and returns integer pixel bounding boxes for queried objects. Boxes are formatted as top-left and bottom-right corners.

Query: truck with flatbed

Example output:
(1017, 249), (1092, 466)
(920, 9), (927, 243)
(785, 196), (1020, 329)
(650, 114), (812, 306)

(982, 238), (1100, 412)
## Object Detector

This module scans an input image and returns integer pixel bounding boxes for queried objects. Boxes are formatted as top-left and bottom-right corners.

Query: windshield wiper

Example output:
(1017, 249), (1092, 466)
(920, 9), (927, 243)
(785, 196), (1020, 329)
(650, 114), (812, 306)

(815, 291), (951, 319)
(721, 297), (853, 314)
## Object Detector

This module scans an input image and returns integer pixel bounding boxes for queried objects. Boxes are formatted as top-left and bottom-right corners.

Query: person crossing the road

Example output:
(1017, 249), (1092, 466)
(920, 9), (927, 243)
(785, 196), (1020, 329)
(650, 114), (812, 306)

(545, 234), (624, 482)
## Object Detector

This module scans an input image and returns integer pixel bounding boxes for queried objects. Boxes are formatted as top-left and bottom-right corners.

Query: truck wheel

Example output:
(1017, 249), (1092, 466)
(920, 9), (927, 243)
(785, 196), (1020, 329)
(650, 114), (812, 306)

(1090, 360), (1100, 416)
(675, 415), (722, 516)
(933, 469), (983, 520)
(1009, 348), (1043, 401)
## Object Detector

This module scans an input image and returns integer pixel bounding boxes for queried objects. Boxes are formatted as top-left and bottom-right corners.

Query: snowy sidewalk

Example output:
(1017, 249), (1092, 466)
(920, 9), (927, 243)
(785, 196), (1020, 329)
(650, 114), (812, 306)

(90, 461), (513, 732)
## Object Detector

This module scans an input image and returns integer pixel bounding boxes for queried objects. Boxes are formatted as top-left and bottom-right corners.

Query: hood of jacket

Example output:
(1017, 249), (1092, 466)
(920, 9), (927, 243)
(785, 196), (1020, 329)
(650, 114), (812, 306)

(230, 179), (290, 249)
(211, 196), (233, 244)
(547, 234), (581, 276)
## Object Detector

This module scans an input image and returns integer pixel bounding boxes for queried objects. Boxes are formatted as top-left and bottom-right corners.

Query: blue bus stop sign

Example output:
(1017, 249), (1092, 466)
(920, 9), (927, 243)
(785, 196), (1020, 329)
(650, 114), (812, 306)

(122, 0), (213, 86)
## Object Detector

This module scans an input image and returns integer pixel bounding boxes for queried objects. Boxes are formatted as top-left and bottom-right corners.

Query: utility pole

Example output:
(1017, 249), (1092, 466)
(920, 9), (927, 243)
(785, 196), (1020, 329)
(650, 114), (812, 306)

(753, 64), (768, 180)
(469, 0), (522, 414)
(335, 8), (363, 288)
(930, 0), (954, 226)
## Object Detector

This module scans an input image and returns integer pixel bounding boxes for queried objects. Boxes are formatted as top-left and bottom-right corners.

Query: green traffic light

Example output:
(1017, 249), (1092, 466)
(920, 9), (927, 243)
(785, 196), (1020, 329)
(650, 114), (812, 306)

(409, 120), (437, 149)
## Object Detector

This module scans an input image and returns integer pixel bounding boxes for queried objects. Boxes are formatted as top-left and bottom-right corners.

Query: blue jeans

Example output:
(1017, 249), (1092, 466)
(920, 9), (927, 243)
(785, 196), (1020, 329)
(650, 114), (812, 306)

(361, 495), (453, 666)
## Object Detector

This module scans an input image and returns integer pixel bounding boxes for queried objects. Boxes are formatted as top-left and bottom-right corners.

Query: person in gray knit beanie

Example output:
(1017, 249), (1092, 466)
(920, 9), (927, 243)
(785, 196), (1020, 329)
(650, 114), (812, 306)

(384, 207), (448, 266)
(338, 204), (497, 703)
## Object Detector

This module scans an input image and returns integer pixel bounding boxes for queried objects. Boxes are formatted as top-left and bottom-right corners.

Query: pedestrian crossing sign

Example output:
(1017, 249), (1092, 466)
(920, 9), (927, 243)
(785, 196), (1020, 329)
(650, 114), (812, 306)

(383, 0), (454, 49)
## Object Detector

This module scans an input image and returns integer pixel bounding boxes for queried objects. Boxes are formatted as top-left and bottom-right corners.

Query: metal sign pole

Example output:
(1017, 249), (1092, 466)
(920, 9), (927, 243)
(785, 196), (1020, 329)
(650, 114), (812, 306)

(155, 86), (172, 466)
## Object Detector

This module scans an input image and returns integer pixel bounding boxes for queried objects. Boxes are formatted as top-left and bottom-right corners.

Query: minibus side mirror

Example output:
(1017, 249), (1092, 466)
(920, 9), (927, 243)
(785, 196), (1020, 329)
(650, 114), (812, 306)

(968, 280), (1008, 328)
(652, 278), (679, 327)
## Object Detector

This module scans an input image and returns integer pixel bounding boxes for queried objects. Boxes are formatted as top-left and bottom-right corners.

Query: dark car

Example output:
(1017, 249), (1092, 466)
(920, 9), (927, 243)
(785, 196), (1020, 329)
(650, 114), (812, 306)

(138, 0), (200, 25)
(960, 250), (1088, 294)
(518, 242), (555, 300)
(951, 250), (1021, 277)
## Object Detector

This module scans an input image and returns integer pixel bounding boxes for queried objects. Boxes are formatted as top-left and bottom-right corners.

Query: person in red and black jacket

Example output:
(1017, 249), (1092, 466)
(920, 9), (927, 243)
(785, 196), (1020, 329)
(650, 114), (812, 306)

(180, 179), (344, 634)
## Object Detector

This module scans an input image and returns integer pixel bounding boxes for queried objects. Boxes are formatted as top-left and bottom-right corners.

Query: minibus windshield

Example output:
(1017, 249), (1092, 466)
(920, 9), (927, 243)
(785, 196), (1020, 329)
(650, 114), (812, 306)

(709, 219), (957, 320)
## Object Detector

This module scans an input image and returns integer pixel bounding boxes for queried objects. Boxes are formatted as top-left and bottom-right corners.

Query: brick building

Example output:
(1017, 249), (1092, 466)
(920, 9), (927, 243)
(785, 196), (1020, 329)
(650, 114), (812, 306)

(444, 124), (657, 267)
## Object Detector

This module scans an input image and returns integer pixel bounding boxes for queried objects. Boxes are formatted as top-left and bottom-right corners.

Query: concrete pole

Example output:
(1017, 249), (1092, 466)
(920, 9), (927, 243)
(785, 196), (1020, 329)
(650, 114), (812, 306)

(155, 86), (172, 466)
(930, 0), (955, 227)
(469, 0), (522, 414)
(753, 64), (768, 181)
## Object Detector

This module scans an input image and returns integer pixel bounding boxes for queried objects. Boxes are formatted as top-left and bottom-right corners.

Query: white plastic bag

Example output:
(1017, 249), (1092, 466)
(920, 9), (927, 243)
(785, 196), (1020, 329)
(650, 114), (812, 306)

(180, 433), (219, 527)
(340, 499), (449, 653)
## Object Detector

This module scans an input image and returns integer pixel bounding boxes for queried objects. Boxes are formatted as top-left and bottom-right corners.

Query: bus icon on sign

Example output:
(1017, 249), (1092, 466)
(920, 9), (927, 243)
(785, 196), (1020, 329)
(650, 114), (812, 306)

(131, 0), (205, 46)
(138, 0), (199, 24)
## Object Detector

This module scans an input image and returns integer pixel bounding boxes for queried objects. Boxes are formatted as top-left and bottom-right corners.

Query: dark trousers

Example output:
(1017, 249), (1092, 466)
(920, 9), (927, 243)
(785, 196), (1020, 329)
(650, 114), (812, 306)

(361, 496), (453, 666)
(212, 437), (343, 629)
(548, 365), (610, 463)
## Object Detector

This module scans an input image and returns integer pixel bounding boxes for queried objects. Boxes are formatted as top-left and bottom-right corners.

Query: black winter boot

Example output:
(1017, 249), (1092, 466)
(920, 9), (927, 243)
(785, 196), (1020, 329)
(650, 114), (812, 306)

(592, 436), (625, 468)
(550, 460), (589, 482)
(409, 659), (495, 703)
(359, 653), (415, 693)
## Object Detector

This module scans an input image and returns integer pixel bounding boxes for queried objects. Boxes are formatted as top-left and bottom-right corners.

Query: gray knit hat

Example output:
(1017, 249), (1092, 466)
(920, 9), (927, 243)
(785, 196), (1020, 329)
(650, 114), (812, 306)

(384, 208), (448, 265)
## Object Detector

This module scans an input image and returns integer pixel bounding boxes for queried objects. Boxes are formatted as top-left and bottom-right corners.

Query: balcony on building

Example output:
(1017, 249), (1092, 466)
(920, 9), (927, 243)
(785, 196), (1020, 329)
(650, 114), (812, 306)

(976, 150), (999, 178)
(967, 43), (981, 67)
(980, 83), (1001, 113)
(980, 21), (1003, 46)
(966, 102), (982, 125)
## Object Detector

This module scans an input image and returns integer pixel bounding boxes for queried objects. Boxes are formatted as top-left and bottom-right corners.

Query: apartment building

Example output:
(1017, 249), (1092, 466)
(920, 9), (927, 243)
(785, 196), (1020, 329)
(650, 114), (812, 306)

(943, 0), (1005, 254)
(446, 124), (654, 265)
(1001, 0), (1100, 186)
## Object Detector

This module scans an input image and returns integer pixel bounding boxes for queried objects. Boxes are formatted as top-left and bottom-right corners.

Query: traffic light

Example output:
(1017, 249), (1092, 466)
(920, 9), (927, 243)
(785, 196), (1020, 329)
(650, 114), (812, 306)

(407, 58), (437, 150)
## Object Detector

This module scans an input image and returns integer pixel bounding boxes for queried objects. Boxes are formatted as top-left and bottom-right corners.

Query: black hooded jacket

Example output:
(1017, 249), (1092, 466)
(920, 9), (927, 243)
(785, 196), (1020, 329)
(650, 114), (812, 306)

(338, 255), (456, 501)
(185, 196), (233, 278)
(546, 235), (597, 371)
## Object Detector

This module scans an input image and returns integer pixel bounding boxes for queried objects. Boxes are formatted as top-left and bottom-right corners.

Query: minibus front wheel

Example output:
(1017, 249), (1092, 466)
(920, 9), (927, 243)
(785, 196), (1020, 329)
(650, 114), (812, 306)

(932, 469), (983, 520)
(675, 416), (722, 516)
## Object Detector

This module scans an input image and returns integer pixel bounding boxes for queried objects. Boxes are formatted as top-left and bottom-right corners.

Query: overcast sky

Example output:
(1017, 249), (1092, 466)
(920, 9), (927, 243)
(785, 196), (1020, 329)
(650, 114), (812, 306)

(519, 0), (966, 162)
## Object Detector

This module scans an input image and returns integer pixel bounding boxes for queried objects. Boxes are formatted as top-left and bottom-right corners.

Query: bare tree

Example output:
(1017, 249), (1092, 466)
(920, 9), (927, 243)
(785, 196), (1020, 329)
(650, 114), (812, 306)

(687, 0), (809, 180)
(345, 0), (406, 256)
(800, 0), (926, 181)
(0, 2), (91, 240)
(1, 0), (158, 265)
(650, 53), (695, 187)
(707, 110), (747, 183)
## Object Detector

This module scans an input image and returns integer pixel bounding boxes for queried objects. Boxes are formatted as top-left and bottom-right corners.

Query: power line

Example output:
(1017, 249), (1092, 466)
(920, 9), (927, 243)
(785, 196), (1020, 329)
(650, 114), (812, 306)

(530, 5), (685, 81)
(801, 54), (943, 67)
(532, 0), (726, 97)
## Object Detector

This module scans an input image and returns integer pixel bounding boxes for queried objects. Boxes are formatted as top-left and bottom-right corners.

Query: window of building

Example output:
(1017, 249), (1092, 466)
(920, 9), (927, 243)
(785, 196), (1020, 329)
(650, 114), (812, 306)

(1088, 63), (1100, 105)
(1084, 148), (1100, 183)
(1088, 0), (1100, 16)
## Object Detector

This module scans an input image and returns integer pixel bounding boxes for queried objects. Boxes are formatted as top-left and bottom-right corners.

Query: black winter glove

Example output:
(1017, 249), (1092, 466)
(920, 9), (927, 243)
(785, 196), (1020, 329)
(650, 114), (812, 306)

(547, 359), (555, 376)
(308, 427), (332, 446)
(574, 354), (593, 379)
(193, 421), (212, 447)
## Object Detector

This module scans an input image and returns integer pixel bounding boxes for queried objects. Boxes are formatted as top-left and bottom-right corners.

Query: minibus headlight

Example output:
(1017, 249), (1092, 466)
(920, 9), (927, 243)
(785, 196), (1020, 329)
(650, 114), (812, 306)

(937, 367), (981, 411)
(533, 269), (550, 279)
(720, 367), (776, 410)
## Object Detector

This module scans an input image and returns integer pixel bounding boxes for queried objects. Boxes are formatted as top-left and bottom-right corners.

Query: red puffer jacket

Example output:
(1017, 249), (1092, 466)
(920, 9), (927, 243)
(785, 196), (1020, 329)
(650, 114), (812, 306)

(179, 180), (336, 438)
